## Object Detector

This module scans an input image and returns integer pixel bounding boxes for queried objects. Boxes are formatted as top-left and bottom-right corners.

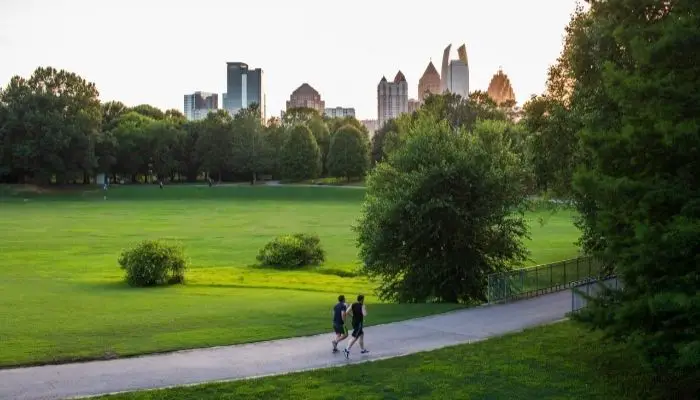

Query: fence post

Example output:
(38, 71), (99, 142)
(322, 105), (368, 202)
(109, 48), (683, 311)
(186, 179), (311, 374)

(588, 257), (592, 277)
(550, 263), (553, 288)
(576, 258), (580, 281)
(535, 266), (539, 294)
(487, 274), (491, 304)
(563, 260), (567, 286)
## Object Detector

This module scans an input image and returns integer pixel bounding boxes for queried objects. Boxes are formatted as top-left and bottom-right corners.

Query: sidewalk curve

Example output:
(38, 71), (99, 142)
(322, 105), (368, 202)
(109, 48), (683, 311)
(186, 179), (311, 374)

(0, 289), (575, 400)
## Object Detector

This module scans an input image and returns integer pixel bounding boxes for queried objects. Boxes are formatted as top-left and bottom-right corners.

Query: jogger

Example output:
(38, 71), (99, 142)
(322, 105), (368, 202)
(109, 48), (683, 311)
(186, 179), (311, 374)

(344, 294), (368, 358)
(331, 295), (348, 353)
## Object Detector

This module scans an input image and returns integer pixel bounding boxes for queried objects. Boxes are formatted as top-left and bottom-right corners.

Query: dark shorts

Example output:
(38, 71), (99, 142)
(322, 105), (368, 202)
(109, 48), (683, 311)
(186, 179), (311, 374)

(352, 322), (364, 338)
(333, 323), (347, 335)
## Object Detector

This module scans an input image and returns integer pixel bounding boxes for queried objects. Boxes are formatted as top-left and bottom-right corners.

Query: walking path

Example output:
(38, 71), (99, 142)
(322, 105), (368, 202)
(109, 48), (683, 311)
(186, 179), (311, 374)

(0, 289), (577, 400)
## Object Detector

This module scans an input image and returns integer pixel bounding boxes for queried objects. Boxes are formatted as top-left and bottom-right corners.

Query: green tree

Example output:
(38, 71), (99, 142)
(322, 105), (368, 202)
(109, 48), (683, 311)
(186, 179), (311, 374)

(231, 106), (270, 183)
(282, 107), (319, 126)
(327, 124), (369, 181)
(264, 120), (286, 179)
(370, 119), (400, 166)
(566, 1), (700, 394)
(355, 114), (530, 303)
(328, 116), (369, 139)
(0, 66), (101, 184)
(195, 110), (235, 182)
(113, 111), (154, 182)
(280, 124), (321, 181)
(520, 94), (581, 196)
(307, 117), (330, 175)
(101, 101), (129, 132)
(130, 104), (165, 120)
(177, 120), (204, 182)
(147, 120), (184, 181)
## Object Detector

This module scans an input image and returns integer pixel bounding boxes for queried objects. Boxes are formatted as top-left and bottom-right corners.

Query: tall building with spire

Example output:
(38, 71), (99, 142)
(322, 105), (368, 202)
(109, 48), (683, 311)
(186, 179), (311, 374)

(440, 44), (470, 99)
(377, 71), (408, 128)
(418, 61), (441, 101)
(486, 68), (516, 105)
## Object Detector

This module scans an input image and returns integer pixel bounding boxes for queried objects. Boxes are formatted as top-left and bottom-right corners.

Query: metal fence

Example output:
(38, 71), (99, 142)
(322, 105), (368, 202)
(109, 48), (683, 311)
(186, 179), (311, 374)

(486, 256), (607, 304)
(571, 276), (622, 312)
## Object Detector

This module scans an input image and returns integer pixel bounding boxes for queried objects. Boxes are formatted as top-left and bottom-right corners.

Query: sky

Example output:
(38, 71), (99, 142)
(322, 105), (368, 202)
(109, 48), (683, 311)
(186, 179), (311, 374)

(0, 0), (579, 120)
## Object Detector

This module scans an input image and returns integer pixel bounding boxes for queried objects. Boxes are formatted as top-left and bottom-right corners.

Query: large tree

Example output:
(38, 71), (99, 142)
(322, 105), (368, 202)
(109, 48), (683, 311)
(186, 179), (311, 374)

(112, 111), (154, 182)
(567, 1), (700, 393)
(355, 114), (530, 303)
(327, 124), (369, 181)
(148, 120), (184, 181)
(0, 67), (101, 184)
(177, 120), (204, 182)
(280, 124), (321, 181)
(520, 94), (581, 196)
(307, 117), (330, 175)
(195, 110), (235, 182)
(231, 106), (270, 183)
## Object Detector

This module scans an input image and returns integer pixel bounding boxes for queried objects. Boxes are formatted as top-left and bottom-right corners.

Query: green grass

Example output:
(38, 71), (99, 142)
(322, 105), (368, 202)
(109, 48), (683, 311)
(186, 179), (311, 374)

(0, 184), (582, 368)
(99, 321), (663, 400)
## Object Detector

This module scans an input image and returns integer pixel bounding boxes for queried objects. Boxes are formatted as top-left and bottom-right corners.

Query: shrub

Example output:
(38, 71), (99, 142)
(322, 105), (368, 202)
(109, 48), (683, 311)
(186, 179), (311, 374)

(257, 233), (325, 268)
(118, 240), (187, 287)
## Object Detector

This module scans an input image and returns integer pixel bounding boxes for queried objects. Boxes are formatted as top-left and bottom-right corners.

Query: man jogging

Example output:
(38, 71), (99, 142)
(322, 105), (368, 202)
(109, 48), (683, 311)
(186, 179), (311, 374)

(344, 294), (369, 358)
(331, 295), (348, 353)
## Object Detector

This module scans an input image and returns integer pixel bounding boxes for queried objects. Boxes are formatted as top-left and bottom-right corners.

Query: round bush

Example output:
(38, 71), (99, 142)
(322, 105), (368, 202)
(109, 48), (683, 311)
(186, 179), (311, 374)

(256, 233), (325, 268)
(118, 240), (188, 287)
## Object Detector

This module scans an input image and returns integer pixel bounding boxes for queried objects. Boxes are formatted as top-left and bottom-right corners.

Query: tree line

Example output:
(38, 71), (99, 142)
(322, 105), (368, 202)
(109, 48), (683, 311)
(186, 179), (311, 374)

(0, 69), (371, 185)
(515, 2), (699, 397)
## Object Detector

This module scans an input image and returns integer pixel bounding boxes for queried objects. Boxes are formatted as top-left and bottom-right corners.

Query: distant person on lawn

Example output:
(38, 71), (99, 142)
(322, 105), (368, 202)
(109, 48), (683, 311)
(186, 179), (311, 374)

(331, 295), (348, 353)
(344, 294), (369, 358)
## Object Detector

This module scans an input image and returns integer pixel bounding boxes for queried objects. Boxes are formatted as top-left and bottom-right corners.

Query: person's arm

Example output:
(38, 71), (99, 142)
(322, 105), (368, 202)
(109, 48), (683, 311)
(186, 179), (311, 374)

(341, 305), (347, 322)
(362, 304), (367, 316)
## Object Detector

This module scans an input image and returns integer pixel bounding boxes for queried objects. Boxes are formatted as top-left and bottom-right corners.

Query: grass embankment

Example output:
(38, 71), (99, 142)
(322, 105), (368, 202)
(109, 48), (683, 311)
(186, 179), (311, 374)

(99, 321), (663, 400)
(0, 184), (581, 367)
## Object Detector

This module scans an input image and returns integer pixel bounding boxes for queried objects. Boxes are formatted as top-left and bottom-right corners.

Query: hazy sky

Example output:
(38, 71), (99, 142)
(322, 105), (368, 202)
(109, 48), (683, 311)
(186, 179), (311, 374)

(0, 0), (578, 120)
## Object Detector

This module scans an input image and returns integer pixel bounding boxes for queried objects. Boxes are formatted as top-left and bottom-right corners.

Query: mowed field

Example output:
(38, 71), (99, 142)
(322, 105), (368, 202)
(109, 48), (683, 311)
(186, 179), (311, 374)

(0, 185), (582, 368)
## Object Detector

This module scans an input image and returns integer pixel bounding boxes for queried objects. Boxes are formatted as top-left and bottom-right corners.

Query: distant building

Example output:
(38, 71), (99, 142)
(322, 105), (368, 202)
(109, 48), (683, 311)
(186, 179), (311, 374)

(408, 98), (420, 114)
(418, 61), (441, 101)
(223, 62), (266, 119)
(361, 119), (378, 137)
(183, 92), (218, 121)
(286, 83), (325, 114)
(377, 71), (408, 128)
(324, 107), (356, 118)
(487, 68), (516, 105)
(440, 44), (470, 98)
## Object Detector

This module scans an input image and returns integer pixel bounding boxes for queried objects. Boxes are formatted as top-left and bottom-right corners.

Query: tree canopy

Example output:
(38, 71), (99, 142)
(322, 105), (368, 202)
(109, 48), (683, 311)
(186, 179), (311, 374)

(355, 113), (530, 303)
(280, 124), (321, 181)
(558, 1), (700, 394)
(327, 124), (370, 181)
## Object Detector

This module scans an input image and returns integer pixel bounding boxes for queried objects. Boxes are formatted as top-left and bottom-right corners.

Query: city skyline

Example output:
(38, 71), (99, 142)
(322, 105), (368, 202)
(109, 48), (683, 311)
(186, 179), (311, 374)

(0, 0), (580, 120)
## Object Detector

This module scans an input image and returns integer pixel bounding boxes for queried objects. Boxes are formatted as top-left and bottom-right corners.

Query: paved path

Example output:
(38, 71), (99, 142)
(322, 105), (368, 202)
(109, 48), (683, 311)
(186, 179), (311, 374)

(0, 290), (574, 400)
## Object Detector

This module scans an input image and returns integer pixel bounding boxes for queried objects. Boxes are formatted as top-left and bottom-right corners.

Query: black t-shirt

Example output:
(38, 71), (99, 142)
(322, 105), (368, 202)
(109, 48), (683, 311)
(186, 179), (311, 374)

(351, 302), (364, 325)
(333, 302), (346, 325)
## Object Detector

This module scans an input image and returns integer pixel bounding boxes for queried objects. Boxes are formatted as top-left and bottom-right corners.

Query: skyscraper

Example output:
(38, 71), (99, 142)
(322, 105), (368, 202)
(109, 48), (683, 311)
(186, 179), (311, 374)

(487, 68), (516, 105)
(286, 83), (325, 114)
(418, 61), (441, 101)
(183, 92), (218, 121)
(440, 44), (470, 98)
(377, 71), (408, 128)
(223, 62), (266, 119)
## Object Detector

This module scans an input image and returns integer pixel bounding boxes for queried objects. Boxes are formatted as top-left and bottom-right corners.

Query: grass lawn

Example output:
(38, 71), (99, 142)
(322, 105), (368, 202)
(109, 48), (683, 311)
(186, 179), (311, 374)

(0, 184), (582, 368)
(99, 321), (663, 400)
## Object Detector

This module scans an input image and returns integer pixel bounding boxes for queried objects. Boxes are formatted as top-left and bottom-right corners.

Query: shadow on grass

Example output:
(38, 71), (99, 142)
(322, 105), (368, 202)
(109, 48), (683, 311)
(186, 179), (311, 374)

(248, 264), (361, 278)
